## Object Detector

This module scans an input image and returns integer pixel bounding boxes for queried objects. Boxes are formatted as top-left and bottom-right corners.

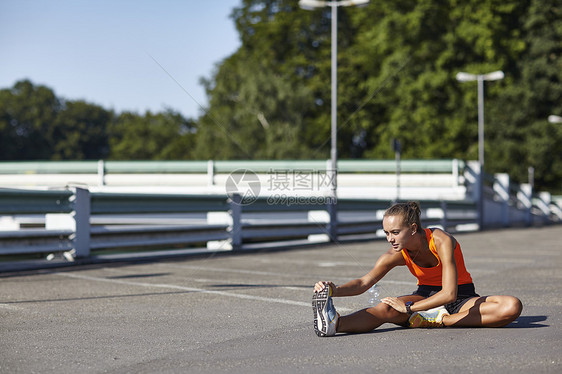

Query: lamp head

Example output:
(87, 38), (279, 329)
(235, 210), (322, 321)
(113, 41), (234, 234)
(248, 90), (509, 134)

(483, 70), (504, 81)
(548, 115), (562, 123)
(299, 0), (326, 9)
(456, 72), (477, 82)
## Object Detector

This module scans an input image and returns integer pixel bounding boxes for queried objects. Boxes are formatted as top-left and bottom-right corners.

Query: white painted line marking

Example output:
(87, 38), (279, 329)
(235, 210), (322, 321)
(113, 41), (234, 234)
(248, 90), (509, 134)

(160, 263), (304, 278)
(55, 272), (353, 312)
(0, 303), (22, 310)
(157, 263), (414, 286)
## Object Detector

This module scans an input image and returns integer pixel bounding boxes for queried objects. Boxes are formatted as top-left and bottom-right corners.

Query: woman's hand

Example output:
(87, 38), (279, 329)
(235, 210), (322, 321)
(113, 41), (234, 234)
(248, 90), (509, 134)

(314, 281), (335, 295)
(381, 296), (407, 314)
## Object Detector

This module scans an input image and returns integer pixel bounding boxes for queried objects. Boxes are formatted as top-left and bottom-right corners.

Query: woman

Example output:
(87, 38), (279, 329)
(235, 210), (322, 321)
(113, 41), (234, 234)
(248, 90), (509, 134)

(312, 201), (522, 337)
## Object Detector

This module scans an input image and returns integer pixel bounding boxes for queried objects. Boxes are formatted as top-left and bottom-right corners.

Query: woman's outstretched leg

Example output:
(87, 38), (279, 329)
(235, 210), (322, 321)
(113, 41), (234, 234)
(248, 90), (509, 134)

(337, 296), (425, 334)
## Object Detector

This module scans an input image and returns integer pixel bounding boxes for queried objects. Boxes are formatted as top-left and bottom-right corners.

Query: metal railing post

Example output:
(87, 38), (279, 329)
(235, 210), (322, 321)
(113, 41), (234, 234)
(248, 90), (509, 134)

(326, 159), (338, 241)
(97, 160), (105, 186)
(452, 159), (459, 188)
(537, 192), (552, 225)
(518, 183), (533, 226)
(229, 193), (242, 250)
(207, 160), (215, 186)
(70, 187), (91, 258)
(440, 200), (448, 231)
(464, 161), (483, 230)
(494, 173), (510, 227)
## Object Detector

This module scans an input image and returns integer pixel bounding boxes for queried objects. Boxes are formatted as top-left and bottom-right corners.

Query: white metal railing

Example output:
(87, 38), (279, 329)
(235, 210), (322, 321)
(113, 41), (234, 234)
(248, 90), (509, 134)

(0, 161), (559, 265)
(0, 188), (481, 260)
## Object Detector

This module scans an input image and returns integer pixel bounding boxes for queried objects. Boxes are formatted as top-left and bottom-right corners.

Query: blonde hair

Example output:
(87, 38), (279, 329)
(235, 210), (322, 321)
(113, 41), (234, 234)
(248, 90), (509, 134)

(384, 201), (422, 229)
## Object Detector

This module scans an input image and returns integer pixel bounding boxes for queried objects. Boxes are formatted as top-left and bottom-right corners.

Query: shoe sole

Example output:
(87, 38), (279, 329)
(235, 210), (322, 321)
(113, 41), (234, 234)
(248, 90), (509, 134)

(312, 286), (330, 337)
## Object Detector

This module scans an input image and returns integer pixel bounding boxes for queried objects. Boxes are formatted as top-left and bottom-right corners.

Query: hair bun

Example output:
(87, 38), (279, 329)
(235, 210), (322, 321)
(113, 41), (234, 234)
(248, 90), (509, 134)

(383, 201), (422, 228)
(408, 201), (421, 217)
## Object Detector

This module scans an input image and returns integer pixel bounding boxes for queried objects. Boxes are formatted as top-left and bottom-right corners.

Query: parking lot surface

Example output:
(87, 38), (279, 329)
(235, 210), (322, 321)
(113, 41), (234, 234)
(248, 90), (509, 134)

(1, 225), (561, 373)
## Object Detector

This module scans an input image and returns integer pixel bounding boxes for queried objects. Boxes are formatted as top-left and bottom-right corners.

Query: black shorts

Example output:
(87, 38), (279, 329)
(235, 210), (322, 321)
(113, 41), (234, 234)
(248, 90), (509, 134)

(412, 283), (480, 314)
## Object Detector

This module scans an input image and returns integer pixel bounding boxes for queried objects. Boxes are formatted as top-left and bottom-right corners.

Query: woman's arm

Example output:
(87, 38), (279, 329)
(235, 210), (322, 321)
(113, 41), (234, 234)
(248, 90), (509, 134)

(314, 249), (405, 297)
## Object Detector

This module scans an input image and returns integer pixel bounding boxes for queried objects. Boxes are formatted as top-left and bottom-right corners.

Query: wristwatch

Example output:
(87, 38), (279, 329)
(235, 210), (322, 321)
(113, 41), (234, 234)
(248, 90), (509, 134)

(405, 301), (414, 315)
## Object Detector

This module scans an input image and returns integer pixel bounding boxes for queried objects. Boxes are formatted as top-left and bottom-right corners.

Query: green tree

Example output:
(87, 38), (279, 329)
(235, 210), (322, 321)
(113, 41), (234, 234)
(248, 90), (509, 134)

(0, 80), (197, 161)
(0, 80), (114, 160)
(198, 0), (561, 192)
(52, 100), (112, 160)
(2, 1), (560, 192)
(0, 80), (60, 160)
(487, 0), (562, 191)
(193, 0), (328, 160)
(195, 57), (315, 159)
(108, 110), (196, 160)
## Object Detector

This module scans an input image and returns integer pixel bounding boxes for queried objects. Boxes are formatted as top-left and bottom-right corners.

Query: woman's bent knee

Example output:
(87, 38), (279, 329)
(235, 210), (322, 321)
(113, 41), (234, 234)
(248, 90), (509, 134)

(504, 296), (523, 320)
(496, 296), (523, 325)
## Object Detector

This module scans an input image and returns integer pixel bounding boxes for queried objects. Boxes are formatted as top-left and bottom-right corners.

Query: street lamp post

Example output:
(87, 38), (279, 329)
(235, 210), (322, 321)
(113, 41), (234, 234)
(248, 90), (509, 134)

(456, 70), (504, 230)
(299, 0), (369, 241)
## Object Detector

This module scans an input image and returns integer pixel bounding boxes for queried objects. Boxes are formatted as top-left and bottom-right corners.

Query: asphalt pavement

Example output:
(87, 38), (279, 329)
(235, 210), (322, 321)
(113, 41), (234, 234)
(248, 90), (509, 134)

(1, 225), (561, 373)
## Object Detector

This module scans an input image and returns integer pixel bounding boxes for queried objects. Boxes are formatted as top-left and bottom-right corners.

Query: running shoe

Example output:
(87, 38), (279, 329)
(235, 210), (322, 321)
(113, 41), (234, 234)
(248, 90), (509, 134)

(408, 306), (449, 328)
(312, 284), (339, 337)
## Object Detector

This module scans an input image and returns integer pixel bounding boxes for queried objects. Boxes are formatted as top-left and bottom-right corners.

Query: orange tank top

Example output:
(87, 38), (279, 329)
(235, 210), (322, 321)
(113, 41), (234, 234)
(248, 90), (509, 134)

(401, 228), (473, 286)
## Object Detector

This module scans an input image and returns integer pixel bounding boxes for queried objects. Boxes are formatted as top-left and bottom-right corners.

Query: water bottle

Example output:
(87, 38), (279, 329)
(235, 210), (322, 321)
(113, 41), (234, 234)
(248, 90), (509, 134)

(367, 284), (380, 306)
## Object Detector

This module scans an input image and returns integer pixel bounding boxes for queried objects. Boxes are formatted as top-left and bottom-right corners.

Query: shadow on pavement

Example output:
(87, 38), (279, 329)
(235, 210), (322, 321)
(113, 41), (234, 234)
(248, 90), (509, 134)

(507, 315), (548, 328)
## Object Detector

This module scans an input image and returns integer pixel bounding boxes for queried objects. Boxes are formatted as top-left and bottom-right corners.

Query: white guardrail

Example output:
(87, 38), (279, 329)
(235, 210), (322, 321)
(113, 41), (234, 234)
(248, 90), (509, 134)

(0, 159), (559, 265)
(0, 187), (481, 261)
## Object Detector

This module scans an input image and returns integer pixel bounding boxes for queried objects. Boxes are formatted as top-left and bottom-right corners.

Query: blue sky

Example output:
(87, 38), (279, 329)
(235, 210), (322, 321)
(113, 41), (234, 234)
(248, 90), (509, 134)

(0, 0), (242, 119)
